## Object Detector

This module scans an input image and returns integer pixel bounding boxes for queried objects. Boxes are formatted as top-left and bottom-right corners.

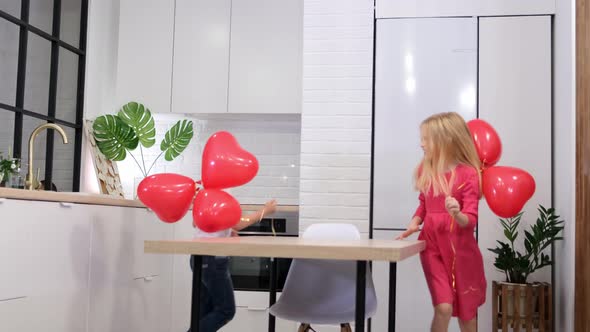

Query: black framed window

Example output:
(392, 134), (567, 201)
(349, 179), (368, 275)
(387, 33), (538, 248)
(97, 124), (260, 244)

(0, 0), (88, 191)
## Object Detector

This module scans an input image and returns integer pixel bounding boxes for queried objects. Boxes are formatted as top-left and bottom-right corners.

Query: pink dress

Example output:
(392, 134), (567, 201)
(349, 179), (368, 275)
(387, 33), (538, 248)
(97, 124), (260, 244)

(414, 164), (486, 321)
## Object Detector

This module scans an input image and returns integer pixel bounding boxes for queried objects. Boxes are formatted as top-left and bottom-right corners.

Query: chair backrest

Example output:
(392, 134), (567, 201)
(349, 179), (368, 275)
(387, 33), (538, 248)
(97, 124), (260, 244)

(269, 223), (377, 325)
(302, 223), (360, 240)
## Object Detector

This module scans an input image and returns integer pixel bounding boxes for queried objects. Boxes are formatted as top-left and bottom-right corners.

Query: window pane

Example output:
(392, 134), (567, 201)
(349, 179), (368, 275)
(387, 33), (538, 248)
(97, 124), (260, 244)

(0, 17), (19, 107)
(21, 116), (48, 186)
(0, 111), (15, 158)
(52, 125), (75, 191)
(24, 32), (51, 116)
(0, 1), (21, 18)
(56, 47), (78, 122)
(29, 0), (54, 35)
(60, 0), (81, 47)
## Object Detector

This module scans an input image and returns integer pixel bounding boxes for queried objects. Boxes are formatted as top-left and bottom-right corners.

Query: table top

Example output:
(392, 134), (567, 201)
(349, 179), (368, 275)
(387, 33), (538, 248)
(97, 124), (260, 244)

(145, 236), (425, 262)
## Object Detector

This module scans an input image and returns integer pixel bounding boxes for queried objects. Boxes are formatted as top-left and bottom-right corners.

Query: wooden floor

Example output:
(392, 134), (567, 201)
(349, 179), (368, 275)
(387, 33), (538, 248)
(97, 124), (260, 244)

(576, 0), (590, 330)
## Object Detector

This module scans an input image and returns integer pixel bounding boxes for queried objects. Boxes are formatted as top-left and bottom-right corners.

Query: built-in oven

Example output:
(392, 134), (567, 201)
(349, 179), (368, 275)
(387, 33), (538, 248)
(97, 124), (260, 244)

(228, 209), (298, 292)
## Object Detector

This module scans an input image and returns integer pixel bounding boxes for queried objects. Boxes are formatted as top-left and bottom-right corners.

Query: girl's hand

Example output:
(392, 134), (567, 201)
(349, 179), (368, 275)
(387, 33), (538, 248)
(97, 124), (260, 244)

(396, 218), (421, 240)
(445, 196), (460, 217)
(263, 199), (277, 216)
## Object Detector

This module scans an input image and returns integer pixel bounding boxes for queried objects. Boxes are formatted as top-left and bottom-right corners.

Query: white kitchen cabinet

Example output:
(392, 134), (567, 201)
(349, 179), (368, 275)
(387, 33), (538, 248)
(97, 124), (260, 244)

(477, 16), (552, 332)
(376, 0), (555, 18)
(171, 0), (232, 114)
(86, 205), (174, 332)
(116, 0), (175, 113)
(371, 230), (460, 332)
(0, 297), (33, 331)
(0, 199), (92, 332)
(373, 18), (477, 229)
(227, 0), (303, 114)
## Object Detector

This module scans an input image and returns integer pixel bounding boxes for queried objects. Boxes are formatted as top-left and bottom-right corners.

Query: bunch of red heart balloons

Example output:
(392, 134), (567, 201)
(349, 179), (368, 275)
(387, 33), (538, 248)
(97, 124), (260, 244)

(136, 131), (259, 232)
(467, 119), (536, 218)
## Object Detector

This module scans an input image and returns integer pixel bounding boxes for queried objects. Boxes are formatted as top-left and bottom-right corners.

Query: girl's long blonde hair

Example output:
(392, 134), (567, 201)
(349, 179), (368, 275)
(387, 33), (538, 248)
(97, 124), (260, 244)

(415, 112), (482, 197)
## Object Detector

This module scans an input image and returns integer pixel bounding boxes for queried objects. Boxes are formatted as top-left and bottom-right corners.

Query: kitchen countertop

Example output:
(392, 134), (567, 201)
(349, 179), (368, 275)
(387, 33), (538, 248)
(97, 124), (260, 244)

(0, 187), (299, 212)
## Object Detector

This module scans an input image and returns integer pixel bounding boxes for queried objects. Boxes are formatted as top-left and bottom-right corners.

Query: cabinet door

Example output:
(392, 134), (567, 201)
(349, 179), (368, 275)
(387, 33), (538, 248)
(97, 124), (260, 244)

(376, 0), (555, 18)
(87, 205), (173, 332)
(116, 0), (174, 113)
(373, 18), (477, 229)
(478, 15), (552, 332)
(227, 0), (303, 114)
(0, 199), (92, 332)
(171, 0), (231, 114)
(372, 230), (461, 331)
(169, 214), (194, 332)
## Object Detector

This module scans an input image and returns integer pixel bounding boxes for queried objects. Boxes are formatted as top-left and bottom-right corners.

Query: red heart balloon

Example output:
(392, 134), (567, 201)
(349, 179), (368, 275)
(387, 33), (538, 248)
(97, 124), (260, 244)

(201, 131), (259, 189)
(193, 189), (242, 233)
(467, 119), (502, 168)
(483, 166), (536, 218)
(137, 173), (196, 223)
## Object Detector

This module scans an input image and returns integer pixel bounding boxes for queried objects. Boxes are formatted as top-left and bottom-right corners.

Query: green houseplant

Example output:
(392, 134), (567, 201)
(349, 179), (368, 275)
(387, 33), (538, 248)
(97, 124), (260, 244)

(488, 205), (564, 330)
(0, 153), (19, 186)
(92, 101), (194, 178)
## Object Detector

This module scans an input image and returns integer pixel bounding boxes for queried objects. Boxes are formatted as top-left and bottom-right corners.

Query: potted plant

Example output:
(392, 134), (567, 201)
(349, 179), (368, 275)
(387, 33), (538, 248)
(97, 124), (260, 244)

(92, 101), (194, 196)
(0, 153), (19, 187)
(488, 205), (564, 331)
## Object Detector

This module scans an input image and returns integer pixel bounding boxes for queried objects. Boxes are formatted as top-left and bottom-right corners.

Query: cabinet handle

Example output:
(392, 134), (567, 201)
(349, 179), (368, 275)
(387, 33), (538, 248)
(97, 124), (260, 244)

(133, 275), (159, 282)
(247, 307), (268, 312)
(0, 296), (27, 302)
(60, 202), (74, 208)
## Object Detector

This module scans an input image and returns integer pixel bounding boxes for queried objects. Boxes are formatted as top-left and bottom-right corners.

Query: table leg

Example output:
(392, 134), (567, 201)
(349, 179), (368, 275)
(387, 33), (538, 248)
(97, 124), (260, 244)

(191, 255), (203, 332)
(356, 260), (367, 332)
(388, 262), (397, 332)
(268, 257), (277, 332)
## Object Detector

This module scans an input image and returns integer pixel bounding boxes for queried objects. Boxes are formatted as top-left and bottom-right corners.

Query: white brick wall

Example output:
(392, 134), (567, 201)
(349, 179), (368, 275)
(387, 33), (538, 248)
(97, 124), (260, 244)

(117, 113), (301, 206)
(300, 0), (374, 233)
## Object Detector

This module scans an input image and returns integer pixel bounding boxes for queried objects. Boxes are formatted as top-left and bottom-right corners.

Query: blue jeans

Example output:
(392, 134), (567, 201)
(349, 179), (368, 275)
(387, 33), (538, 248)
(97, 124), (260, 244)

(188, 255), (236, 332)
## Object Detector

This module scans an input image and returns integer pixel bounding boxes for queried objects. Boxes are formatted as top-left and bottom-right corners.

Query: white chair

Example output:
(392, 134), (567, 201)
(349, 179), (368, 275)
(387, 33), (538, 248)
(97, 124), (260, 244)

(269, 224), (377, 330)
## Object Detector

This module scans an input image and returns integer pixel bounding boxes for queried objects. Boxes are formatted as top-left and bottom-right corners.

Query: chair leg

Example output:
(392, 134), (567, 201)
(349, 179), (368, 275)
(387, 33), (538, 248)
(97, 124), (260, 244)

(340, 323), (352, 332)
(298, 323), (318, 332)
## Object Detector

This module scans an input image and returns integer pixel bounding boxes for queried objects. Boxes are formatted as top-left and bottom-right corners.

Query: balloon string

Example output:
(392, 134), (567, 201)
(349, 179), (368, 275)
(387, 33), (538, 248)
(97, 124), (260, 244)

(449, 181), (466, 292)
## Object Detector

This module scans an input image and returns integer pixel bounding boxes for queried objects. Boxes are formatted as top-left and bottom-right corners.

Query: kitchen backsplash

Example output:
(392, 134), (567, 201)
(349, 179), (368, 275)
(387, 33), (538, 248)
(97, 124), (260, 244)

(116, 113), (301, 205)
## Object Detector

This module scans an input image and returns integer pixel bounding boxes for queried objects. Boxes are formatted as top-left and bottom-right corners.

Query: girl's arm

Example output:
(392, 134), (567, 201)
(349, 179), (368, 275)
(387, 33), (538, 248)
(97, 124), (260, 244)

(232, 200), (277, 231)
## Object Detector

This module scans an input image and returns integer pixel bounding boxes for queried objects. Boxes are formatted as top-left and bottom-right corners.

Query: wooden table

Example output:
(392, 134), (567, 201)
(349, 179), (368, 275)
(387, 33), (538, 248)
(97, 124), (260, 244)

(145, 236), (424, 332)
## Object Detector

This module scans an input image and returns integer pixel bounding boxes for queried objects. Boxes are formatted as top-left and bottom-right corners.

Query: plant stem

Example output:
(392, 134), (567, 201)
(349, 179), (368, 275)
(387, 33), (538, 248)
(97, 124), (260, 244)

(146, 151), (164, 176)
(128, 151), (147, 178)
(139, 145), (147, 175)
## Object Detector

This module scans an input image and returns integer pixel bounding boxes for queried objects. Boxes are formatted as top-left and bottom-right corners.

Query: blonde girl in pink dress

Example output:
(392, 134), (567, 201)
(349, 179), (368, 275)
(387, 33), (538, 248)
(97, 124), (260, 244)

(397, 112), (486, 332)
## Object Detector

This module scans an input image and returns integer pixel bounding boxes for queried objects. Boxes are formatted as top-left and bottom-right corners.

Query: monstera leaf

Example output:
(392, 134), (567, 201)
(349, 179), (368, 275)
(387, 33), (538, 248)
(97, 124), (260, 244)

(160, 120), (193, 161)
(93, 115), (139, 161)
(117, 101), (156, 148)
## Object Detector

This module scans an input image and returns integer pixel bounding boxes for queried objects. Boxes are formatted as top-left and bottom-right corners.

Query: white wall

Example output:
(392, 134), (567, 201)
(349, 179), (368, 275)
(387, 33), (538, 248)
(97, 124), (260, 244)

(554, 0), (576, 330)
(80, 0), (120, 193)
(300, 0), (374, 234)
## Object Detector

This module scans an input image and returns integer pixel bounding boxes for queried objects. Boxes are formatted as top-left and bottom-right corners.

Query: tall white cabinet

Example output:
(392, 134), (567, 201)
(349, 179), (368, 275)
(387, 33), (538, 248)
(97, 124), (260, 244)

(373, 18), (477, 231)
(477, 16), (552, 331)
(372, 15), (552, 332)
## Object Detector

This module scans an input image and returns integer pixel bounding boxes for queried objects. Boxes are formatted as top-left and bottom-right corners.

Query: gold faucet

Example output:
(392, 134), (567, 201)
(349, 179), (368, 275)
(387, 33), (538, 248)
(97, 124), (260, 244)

(26, 123), (69, 190)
